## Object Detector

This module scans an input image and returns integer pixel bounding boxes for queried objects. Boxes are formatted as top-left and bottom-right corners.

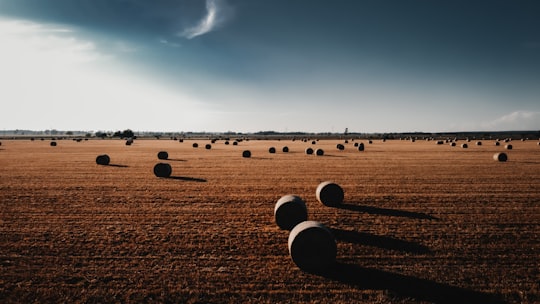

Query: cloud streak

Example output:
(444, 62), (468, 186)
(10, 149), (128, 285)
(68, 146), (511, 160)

(483, 111), (540, 131)
(181, 0), (222, 39)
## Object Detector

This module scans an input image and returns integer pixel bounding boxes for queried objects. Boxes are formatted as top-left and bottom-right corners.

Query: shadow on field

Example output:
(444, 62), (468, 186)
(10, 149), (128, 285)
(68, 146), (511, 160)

(167, 158), (187, 162)
(330, 228), (430, 254)
(338, 203), (438, 220)
(107, 164), (129, 168)
(316, 263), (505, 304)
(168, 176), (207, 182)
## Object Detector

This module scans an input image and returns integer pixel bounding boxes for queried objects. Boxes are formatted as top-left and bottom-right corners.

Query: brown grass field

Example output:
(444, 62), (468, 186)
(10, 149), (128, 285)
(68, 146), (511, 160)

(1, 138), (539, 303)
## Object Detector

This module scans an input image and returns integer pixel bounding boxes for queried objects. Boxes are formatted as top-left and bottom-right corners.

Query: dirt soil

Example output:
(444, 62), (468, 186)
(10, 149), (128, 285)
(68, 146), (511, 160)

(1, 138), (539, 303)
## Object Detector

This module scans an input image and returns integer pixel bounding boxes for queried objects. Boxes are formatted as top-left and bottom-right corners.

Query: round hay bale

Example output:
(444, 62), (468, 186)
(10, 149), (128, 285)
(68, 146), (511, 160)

(344, 140), (349, 144)
(505, 144), (513, 150)
(233, 141), (239, 146)
(192, 143), (199, 148)
(461, 143), (468, 148)
(315, 148), (324, 156)
(495, 141), (500, 146)
(336, 144), (345, 151)
(311, 141), (317, 145)
(157, 151), (169, 160)
(288, 221), (337, 272)
(268, 147), (276, 153)
(282, 146), (289, 153)
(305, 147), (314, 155)
(179, 139), (184, 143)
(450, 142), (456, 147)
(224, 141), (230, 145)
(153, 163), (172, 178)
(96, 154), (110, 165)
(205, 144), (212, 150)
(274, 195), (308, 231)
(476, 141), (482, 146)
(354, 142), (359, 147)
(358, 143), (365, 151)
(316, 181), (344, 207)
(493, 152), (508, 162)
(50, 141), (57, 147)
(436, 140), (444, 145)
(368, 140), (373, 144)
(242, 150), (251, 158)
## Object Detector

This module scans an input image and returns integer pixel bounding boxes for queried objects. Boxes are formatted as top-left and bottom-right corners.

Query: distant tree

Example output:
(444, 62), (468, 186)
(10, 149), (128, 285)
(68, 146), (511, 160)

(65, 131), (73, 135)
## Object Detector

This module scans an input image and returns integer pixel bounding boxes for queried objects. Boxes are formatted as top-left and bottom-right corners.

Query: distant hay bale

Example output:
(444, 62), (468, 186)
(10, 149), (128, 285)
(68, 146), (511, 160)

(368, 140), (373, 144)
(495, 142), (500, 146)
(316, 181), (344, 207)
(461, 143), (468, 148)
(311, 141), (317, 145)
(153, 163), (172, 178)
(476, 141), (482, 146)
(205, 144), (212, 150)
(336, 144), (345, 151)
(192, 143), (199, 148)
(436, 140), (444, 145)
(242, 150), (251, 158)
(96, 154), (110, 166)
(282, 146), (289, 153)
(179, 139), (184, 143)
(305, 147), (314, 155)
(288, 221), (337, 272)
(450, 142), (456, 147)
(274, 195), (308, 231)
(233, 141), (239, 146)
(269, 147), (276, 153)
(211, 139), (217, 144)
(354, 142), (359, 147)
(157, 151), (169, 160)
(344, 140), (348, 144)
(225, 141), (230, 145)
(493, 152), (508, 162)
(125, 139), (133, 146)
(358, 143), (365, 151)
(50, 141), (57, 147)
(315, 148), (324, 156)
(505, 144), (513, 150)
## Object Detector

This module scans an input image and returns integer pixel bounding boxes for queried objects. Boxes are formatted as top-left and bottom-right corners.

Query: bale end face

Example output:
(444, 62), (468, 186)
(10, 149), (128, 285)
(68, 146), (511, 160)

(96, 154), (110, 165)
(274, 195), (308, 230)
(505, 144), (513, 150)
(315, 149), (324, 156)
(157, 151), (169, 160)
(493, 152), (508, 162)
(316, 181), (344, 207)
(50, 141), (57, 147)
(269, 147), (276, 154)
(153, 163), (172, 178)
(305, 148), (314, 155)
(288, 221), (337, 272)
(192, 143), (199, 148)
(242, 150), (251, 158)
(282, 146), (289, 153)
(205, 144), (212, 150)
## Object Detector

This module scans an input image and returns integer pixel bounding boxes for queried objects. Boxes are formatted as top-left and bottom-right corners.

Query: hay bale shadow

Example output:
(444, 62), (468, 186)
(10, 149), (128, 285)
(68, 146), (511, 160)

(167, 176), (207, 182)
(313, 263), (505, 304)
(107, 164), (129, 168)
(337, 203), (438, 220)
(330, 228), (430, 254)
(167, 158), (187, 162)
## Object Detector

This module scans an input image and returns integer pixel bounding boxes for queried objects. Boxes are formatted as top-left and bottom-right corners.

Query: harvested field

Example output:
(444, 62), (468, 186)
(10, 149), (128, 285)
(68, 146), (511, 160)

(1, 139), (539, 303)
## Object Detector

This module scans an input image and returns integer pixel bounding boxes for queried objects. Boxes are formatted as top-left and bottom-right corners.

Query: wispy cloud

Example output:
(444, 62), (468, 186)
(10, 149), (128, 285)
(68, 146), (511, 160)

(483, 111), (540, 131)
(180, 0), (225, 39)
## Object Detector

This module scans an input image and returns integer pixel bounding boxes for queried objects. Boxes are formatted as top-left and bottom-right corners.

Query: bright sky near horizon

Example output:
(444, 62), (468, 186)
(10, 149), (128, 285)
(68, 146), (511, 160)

(1, 0), (539, 133)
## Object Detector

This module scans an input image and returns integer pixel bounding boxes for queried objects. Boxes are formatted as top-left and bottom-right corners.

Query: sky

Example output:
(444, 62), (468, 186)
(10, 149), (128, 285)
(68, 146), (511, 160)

(0, 0), (539, 133)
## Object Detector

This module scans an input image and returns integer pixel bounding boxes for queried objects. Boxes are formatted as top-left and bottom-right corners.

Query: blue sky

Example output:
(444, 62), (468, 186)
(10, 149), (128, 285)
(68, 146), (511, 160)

(1, 0), (539, 133)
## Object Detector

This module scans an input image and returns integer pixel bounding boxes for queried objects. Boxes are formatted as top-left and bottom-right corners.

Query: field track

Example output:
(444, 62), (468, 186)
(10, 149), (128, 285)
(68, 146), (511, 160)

(1, 138), (539, 303)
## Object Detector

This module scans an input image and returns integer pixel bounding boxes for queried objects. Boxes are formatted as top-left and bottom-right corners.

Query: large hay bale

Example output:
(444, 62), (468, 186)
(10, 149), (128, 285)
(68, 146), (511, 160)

(288, 221), (337, 272)
(153, 163), (172, 178)
(50, 141), (57, 147)
(505, 144), (513, 150)
(192, 143), (199, 148)
(316, 181), (344, 207)
(157, 151), (169, 160)
(315, 148), (324, 156)
(493, 152), (508, 162)
(305, 147), (314, 155)
(358, 143), (365, 151)
(336, 144), (345, 150)
(282, 146), (289, 153)
(96, 154), (110, 165)
(242, 150), (251, 158)
(274, 195), (308, 231)
(269, 147), (276, 153)
(205, 144), (212, 150)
